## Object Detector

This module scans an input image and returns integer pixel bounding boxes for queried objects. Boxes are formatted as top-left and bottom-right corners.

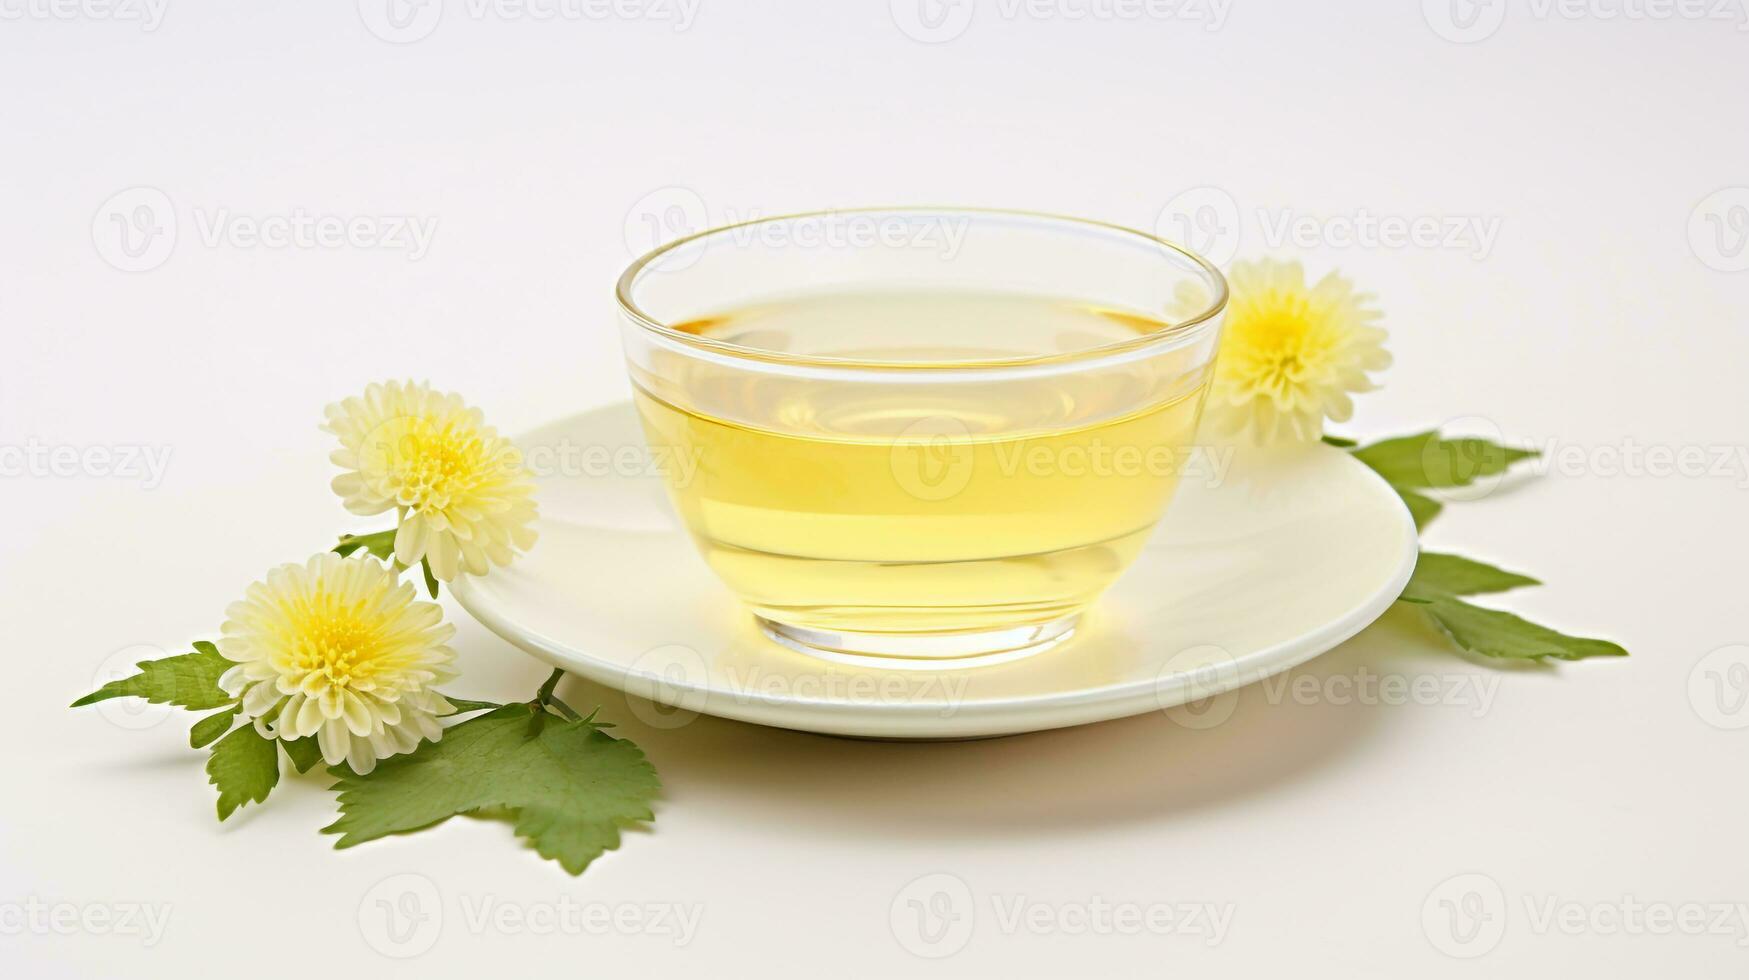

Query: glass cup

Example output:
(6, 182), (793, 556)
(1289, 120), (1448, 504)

(617, 208), (1227, 668)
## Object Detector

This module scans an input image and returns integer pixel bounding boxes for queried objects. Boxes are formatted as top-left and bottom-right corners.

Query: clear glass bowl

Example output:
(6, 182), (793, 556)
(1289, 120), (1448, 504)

(617, 208), (1227, 668)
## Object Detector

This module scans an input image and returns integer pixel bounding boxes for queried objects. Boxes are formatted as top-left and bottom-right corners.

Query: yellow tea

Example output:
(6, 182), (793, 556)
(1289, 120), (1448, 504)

(631, 289), (1212, 642)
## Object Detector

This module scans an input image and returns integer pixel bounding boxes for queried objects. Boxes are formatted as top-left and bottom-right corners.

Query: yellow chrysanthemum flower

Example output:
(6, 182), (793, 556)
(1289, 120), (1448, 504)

(1199, 258), (1391, 444)
(218, 552), (456, 774)
(324, 380), (538, 581)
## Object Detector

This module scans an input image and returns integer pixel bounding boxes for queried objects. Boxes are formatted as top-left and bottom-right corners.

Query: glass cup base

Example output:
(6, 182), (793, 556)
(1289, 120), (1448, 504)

(756, 614), (1078, 670)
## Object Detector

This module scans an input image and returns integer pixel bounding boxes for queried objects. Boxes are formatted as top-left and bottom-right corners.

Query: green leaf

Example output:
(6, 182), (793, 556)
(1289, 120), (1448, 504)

(1395, 486), (1444, 530)
(1321, 434), (1358, 448)
(324, 705), (659, 875)
(190, 706), (239, 749)
(1420, 596), (1629, 662)
(281, 736), (325, 774)
(1400, 551), (1541, 603)
(441, 697), (504, 715)
(334, 529), (397, 562)
(72, 643), (233, 711)
(207, 725), (280, 820)
(1351, 430), (1538, 490)
(421, 557), (440, 599)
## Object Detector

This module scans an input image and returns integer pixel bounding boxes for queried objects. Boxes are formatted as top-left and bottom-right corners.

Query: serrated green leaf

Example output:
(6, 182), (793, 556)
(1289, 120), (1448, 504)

(207, 725), (280, 820)
(323, 705), (659, 875)
(72, 643), (233, 711)
(1351, 430), (1538, 490)
(190, 706), (239, 749)
(1400, 552), (1541, 603)
(421, 558), (440, 599)
(1421, 596), (1628, 662)
(281, 736), (325, 774)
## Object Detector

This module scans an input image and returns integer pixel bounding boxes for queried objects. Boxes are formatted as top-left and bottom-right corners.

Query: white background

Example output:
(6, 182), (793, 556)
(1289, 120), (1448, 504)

(4, 1), (1748, 976)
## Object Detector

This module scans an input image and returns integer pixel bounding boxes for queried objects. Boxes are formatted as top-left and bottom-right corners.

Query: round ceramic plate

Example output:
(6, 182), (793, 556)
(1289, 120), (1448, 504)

(451, 403), (1419, 739)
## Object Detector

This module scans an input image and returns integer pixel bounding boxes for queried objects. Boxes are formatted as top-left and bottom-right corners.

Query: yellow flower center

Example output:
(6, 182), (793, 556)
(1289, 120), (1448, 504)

(372, 420), (499, 515)
(1234, 291), (1337, 395)
(288, 591), (387, 689)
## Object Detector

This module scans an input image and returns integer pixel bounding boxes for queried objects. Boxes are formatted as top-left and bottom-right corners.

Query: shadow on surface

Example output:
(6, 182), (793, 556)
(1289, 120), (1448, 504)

(455, 605), (1469, 843)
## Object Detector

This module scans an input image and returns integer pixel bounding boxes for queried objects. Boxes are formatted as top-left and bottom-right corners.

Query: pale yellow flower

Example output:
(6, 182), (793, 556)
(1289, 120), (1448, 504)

(324, 380), (538, 581)
(1197, 258), (1391, 444)
(217, 552), (456, 774)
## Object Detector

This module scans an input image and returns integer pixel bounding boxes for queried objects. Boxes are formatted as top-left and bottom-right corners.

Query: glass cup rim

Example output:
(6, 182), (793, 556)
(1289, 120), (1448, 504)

(614, 206), (1229, 373)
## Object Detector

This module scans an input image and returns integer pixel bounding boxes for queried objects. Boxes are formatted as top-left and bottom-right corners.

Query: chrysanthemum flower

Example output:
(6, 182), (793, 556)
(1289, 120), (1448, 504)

(324, 380), (538, 581)
(218, 552), (457, 774)
(1198, 258), (1391, 444)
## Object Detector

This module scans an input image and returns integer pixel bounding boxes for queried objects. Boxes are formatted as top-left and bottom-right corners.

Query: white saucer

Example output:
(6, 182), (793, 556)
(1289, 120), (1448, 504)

(451, 403), (1418, 739)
